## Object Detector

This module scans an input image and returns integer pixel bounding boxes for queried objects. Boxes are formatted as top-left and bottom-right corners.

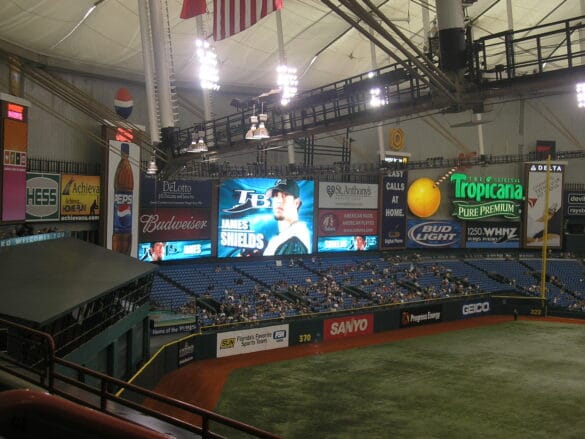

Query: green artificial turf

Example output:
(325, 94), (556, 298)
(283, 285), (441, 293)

(212, 321), (585, 439)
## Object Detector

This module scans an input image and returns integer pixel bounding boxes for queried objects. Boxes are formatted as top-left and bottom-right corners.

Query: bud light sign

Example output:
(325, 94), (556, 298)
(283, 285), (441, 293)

(407, 220), (461, 248)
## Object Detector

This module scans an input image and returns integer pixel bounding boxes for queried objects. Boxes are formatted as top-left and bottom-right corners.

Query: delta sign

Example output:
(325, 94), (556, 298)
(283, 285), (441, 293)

(450, 173), (522, 221)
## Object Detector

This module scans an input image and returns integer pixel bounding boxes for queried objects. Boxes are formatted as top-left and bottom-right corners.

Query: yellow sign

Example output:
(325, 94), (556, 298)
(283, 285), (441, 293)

(60, 174), (101, 221)
(389, 127), (405, 151)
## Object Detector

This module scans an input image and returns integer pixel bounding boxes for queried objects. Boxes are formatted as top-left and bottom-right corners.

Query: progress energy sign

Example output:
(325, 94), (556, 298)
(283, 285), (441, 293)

(450, 173), (522, 220)
(216, 324), (289, 358)
(465, 221), (520, 248)
(523, 162), (565, 248)
(26, 172), (60, 221)
(400, 305), (442, 327)
(407, 220), (461, 248)
(381, 171), (407, 249)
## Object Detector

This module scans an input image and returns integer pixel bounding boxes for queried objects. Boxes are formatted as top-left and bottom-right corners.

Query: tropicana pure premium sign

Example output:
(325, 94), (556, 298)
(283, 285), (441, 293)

(450, 173), (523, 220)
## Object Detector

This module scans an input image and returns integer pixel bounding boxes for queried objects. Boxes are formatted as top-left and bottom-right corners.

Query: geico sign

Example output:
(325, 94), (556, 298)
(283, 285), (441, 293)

(462, 302), (490, 315)
(330, 318), (369, 336)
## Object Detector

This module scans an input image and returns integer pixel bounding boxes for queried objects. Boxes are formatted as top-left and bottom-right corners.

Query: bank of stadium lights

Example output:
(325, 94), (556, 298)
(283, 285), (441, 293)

(277, 65), (298, 106)
(577, 83), (585, 108)
(196, 39), (220, 91)
(367, 72), (387, 108)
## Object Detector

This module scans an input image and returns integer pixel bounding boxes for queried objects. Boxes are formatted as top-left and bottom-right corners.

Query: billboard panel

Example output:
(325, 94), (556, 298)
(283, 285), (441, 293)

(60, 174), (100, 221)
(26, 172), (60, 221)
(323, 314), (374, 340)
(317, 209), (378, 236)
(464, 221), (520, 248)
(139, 207), (211, 242)
(523, 162), (565, 248)
(140, 174), (212, 208)
(106, 140), (140, 257)
(218, 178), (314, 257)
(138, 239), (211, 261)
(407, 220), (462, 248)
(565, 191), (585, 217)
(318, 182), (378, 209)
(318, 235), (378, 252)
(216, 324), (289, 358)
(381, 172), (407, 248)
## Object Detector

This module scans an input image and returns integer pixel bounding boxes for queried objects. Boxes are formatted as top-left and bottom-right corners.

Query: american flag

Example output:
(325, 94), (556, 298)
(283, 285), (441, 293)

(213, 0), (283, 41)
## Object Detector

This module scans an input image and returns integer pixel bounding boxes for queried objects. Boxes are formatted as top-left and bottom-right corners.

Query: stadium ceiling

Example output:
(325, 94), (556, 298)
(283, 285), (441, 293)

(0, 0), (581, 96)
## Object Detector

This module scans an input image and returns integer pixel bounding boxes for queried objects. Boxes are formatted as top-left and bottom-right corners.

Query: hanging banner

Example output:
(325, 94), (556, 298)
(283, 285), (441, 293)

(523, 162), (565, 248)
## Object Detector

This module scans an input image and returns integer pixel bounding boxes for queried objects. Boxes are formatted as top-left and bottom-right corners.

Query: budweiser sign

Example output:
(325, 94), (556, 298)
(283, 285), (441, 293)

(139, 208), (211, 241)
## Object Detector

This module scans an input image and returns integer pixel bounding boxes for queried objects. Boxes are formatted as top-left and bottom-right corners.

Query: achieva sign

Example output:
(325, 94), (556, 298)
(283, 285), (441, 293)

(450, 173), (522, 220)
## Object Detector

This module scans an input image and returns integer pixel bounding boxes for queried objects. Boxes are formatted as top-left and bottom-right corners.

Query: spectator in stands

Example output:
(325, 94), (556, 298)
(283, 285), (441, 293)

(263, 179), (311, 256)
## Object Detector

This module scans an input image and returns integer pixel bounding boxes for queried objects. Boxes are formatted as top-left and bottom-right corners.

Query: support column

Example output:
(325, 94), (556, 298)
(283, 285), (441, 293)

(148, 0), (174, 128)
(137, 0), (160, 144)
(196, 15), (213, 122)
(580, 1), (585, 65)
(369, 25), (385, 163)
(276, 9), (295, 165)
(475, 112), (485, 160)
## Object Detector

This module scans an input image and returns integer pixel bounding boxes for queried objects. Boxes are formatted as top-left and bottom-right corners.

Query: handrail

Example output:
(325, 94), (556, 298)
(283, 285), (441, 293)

(0, 317), (283, 439)
(0, 389), (171, 439)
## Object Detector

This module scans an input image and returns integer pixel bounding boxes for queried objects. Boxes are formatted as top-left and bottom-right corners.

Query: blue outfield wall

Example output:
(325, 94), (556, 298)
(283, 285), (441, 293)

(123, 294), (505, 402)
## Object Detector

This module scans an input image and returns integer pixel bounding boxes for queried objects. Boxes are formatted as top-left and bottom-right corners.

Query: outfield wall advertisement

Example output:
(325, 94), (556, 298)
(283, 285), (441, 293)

(216, 324), (290, 358)
(400, 305), (442, 327)
(323, 314), (374, 340)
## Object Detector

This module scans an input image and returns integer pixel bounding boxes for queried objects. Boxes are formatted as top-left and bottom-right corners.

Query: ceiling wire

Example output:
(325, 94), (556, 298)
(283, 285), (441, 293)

(50, 0), (106, 50)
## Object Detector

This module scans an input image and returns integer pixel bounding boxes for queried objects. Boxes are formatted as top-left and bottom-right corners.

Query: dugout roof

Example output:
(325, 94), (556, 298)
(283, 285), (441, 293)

(0, 237), (157, 326)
